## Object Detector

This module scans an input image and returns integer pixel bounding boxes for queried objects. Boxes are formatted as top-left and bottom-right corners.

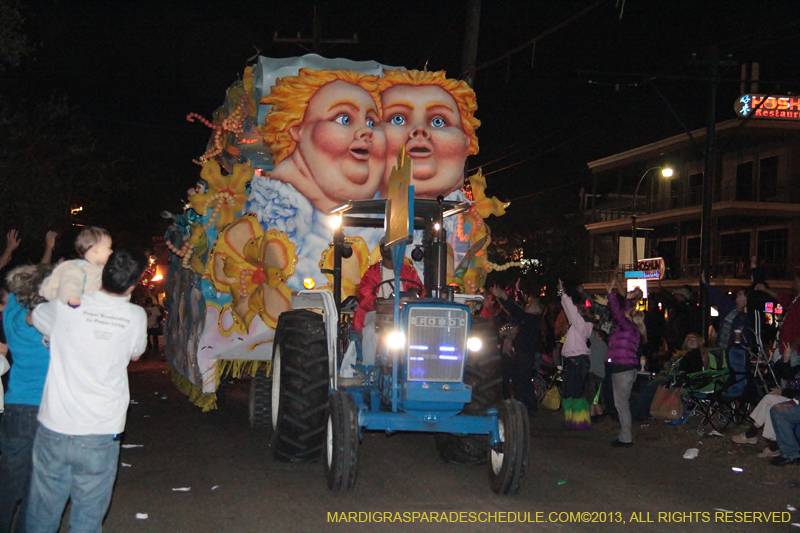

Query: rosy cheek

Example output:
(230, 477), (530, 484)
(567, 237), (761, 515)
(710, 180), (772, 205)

(432, 129), (469, 157)
(371, 130), (387, 157)
(382, 128), (407, 150)
(310, 124), (350, 158)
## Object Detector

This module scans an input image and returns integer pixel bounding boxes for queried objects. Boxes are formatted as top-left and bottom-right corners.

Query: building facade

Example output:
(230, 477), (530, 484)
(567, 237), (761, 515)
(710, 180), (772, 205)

(583, 119), (800, 295)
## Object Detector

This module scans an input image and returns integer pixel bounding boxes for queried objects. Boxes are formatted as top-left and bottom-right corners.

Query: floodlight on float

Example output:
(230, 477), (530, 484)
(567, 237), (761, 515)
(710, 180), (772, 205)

(387, 331), (405, 349)
(303, 278), (316, 289)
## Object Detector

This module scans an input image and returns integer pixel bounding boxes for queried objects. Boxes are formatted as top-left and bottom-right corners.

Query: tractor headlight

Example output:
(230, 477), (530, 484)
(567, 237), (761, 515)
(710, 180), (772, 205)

(386, 330), (405, 349)
(467, 336), (482, 352)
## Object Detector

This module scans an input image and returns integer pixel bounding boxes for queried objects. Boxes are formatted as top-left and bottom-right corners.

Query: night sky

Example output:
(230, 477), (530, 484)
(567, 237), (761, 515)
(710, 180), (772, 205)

(6, 0), (800, 252)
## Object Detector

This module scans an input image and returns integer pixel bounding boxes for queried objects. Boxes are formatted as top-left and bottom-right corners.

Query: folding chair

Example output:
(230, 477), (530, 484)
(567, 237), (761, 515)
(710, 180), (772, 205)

(681, 348), (744, 432)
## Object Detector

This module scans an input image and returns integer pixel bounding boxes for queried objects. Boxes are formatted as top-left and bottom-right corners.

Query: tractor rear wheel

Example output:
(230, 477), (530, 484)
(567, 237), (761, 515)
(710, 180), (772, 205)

(248, 367), (271, 429)
(270, 310), (329, 462)
(324, 391), (359, 491)
(435, 316), (503, 464)
(489, 399), (530, 495)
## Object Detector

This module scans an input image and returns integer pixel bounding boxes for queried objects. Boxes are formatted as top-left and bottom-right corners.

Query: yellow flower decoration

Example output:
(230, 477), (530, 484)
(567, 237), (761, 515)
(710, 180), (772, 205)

(208, 214), (297, 331)
(470, 169), (507, 219)
(458, 169), (507, 244)
(318, 236), (371, 298)
(188, 160), (253, 230)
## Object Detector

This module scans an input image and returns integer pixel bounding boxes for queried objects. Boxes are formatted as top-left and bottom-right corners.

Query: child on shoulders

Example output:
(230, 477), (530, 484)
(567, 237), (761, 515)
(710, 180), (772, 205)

(39, 227), (113, 308)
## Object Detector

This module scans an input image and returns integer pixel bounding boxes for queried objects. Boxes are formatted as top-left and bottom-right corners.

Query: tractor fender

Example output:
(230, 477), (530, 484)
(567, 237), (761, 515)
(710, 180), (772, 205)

(290, 290), (339, 390)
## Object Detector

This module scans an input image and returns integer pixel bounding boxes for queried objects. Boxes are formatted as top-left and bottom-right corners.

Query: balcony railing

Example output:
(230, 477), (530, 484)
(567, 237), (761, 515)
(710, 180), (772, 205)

(588, 184), (786, 223)
(588, 260), (790, 283)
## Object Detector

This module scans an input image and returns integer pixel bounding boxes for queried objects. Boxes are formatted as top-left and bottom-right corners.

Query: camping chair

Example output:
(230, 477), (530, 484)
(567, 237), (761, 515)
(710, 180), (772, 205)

(679, 348), (746, 432)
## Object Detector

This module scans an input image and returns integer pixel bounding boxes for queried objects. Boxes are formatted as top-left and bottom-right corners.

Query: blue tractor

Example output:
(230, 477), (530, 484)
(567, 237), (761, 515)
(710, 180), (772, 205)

(268, 193), (529, 494)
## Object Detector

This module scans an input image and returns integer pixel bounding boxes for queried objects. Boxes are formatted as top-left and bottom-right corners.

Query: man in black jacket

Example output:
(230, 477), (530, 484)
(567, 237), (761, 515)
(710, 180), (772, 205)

(490, 286), (543, 415)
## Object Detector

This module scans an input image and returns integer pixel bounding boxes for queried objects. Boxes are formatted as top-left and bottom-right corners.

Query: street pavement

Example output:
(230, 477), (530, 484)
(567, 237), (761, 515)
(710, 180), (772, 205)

(78, 358), (800, 532)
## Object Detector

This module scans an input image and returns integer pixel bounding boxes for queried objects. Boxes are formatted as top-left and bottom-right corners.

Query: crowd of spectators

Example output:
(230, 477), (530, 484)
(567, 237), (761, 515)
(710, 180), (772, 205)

(0, 227), (149, 531)
(484, 262), (800, 459)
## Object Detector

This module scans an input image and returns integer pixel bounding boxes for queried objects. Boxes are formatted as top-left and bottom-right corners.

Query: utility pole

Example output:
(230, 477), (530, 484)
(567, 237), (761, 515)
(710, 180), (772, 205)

(273, 2), (358, 54)
(694, 47), (737, 341)
(460, 0), (481, 87)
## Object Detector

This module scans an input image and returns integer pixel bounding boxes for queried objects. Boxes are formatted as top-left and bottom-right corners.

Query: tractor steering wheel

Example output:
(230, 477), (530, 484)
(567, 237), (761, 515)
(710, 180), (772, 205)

(371, 277), (425, 298)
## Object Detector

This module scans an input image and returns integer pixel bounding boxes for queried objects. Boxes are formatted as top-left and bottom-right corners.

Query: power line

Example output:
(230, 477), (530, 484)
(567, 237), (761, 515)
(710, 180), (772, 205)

(418, 4), (467, 70)
(476, 80), (657, 178)
(508, 178), (586, 202)
(471, 83), (638, 172)
(464, 0), (606, 78)
(77, 114), (201, 133)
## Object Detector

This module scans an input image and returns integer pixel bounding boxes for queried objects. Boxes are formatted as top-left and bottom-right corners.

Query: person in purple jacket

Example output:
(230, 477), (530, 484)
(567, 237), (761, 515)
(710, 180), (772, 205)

(606, 278), (647, 448)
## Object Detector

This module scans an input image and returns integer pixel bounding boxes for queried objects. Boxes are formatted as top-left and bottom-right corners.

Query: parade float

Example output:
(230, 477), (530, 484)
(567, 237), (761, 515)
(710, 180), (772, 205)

(164, 54), (516, 411)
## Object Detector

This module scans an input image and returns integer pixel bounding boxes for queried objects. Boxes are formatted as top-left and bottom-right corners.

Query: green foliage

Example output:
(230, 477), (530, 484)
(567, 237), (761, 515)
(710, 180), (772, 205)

(0, 96), (102, 259)
(0, 4), (153, 265)
(485, 195), (589, 302)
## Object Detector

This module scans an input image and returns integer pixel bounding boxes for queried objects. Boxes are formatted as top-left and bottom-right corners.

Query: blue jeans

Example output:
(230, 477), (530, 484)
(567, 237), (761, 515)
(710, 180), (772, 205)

(26, 426), (120, 533)
(771, 400), (800, 460)
(0, 404), (40, 533)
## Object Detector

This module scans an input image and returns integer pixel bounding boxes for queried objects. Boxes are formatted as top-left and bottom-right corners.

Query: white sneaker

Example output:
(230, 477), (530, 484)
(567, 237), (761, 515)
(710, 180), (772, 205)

(757, 446), (780, 458)
(731, 432), (758, 445)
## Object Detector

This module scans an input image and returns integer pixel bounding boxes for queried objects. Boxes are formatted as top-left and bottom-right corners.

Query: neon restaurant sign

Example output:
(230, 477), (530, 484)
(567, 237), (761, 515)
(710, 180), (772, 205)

(735, 94), (800, 120)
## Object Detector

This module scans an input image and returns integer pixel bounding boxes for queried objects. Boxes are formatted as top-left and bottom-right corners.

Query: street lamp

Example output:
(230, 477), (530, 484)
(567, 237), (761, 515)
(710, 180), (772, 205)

(631, 167), (673, 266)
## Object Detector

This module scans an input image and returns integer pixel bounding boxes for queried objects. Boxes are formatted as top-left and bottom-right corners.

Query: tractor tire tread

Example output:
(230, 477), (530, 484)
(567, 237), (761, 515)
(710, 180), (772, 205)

(270, 310), (330, 462)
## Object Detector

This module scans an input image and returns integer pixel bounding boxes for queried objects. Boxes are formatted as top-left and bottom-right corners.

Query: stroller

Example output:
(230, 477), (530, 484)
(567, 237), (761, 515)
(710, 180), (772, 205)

(667, 347), (751, 431)
(532, 359), (563, 404)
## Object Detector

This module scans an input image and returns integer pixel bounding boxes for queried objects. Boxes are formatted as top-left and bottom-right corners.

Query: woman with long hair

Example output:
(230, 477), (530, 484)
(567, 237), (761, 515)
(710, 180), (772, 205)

(606, 278), (647, 447)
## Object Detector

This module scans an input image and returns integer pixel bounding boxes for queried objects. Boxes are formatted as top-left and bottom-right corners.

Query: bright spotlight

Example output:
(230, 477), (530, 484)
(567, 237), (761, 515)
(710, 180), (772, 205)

(329, 215), (342, 229)
(387, 331), (405, 349)
(661, 168), (674, 178)
(467, 337), (482, 352)
(303, 278), (316, 289)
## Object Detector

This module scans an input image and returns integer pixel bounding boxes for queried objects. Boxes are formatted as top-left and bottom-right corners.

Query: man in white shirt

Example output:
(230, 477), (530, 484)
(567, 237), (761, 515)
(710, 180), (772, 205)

(26, 250), (147, 533)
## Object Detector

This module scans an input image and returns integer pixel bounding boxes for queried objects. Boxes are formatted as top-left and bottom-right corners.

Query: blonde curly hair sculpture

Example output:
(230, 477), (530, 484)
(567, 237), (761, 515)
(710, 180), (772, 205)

(377, 69), (480, 156)
(259, 68), (381, 165)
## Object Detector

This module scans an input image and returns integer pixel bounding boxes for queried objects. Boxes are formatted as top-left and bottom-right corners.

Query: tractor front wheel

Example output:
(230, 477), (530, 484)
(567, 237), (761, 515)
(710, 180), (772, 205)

(488, 399), (529, 495)
(324, 391), (359, 491)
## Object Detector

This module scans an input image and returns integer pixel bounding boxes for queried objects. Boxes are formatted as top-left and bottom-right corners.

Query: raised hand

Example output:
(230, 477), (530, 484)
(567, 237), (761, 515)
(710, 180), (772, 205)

(44, 231), (57, 250)
(6, 229), (20, 251)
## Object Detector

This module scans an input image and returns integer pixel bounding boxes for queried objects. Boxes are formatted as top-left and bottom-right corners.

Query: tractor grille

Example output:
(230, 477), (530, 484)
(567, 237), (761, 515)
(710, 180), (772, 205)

(406, 306), (468, 382)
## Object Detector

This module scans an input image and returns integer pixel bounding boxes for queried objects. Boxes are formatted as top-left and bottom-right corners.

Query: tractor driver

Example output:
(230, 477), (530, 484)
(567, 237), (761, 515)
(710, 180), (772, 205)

(353, 240), (425, 366)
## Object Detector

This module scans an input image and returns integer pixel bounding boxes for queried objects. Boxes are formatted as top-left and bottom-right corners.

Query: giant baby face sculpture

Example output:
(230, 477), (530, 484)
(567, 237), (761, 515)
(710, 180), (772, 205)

(261, 69), (386, 212)
(377, 70), (480, 199)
